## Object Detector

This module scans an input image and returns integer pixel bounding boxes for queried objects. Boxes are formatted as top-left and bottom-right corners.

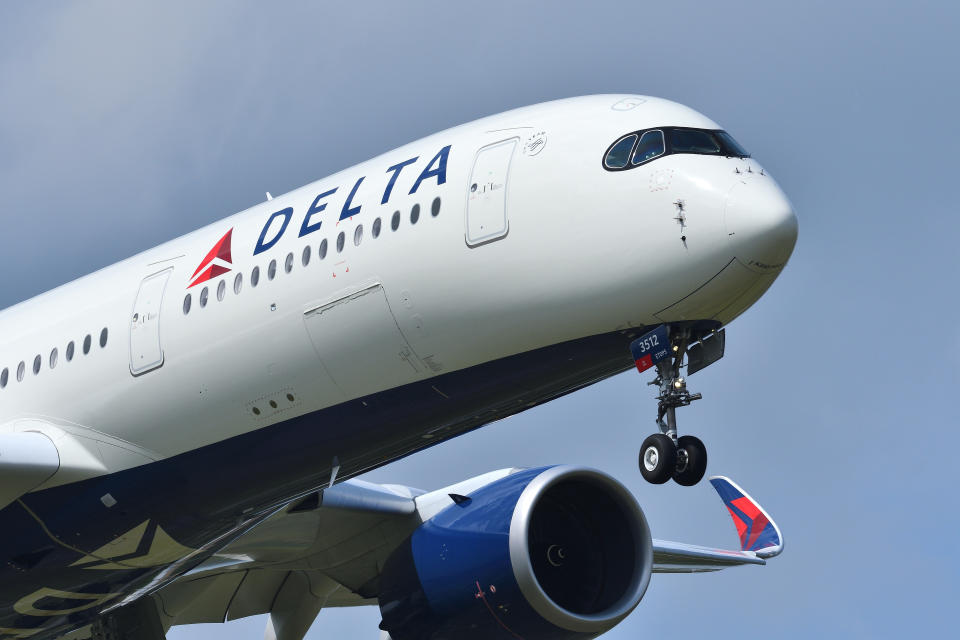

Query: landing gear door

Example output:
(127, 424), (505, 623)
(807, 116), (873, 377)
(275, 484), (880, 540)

(130, 268), (173, 376)
(466, 138), (517, 246)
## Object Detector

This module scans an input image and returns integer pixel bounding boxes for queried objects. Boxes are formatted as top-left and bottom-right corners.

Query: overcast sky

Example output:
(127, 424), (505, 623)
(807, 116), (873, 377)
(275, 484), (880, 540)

(1, 2), (957, 638)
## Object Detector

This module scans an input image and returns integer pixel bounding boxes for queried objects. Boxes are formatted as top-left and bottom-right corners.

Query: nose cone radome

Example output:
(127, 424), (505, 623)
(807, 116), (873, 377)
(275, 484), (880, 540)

(725, 177), (798, 271)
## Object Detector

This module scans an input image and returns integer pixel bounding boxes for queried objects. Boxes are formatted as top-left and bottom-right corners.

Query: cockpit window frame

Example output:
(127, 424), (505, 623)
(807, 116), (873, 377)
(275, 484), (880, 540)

(603, 133), (639, 170)
(631, 129), (666, 166)
(602, 126), (750, 172)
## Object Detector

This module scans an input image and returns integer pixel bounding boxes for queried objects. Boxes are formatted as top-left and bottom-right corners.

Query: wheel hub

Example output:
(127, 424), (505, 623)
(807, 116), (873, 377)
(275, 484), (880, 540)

(643, 447), (659, 472)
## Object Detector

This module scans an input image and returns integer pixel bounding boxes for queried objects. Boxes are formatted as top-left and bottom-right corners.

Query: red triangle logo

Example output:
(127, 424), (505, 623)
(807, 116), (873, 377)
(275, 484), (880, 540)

(189, 228), (233, 288)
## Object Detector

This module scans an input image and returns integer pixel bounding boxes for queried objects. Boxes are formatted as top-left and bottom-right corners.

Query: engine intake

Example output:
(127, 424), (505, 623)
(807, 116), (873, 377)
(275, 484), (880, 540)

(378, 466), (652, 640)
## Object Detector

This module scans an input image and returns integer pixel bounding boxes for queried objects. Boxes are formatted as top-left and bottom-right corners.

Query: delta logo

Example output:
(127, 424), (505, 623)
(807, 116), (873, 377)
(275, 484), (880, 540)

(724, 495), (777, 552)
(188, 228), (233, 288)
(185, 144), (452, 290)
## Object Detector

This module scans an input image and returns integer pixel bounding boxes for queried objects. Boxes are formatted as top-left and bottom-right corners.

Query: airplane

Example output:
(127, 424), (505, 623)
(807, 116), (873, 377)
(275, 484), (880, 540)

(0, 94), (797, 639)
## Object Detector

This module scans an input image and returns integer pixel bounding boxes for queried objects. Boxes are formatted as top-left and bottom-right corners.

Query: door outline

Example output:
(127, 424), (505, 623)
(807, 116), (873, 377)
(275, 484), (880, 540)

(302, 281), (423, 399)
(465, 138), (518, 247)
(129, 268), (173, 376)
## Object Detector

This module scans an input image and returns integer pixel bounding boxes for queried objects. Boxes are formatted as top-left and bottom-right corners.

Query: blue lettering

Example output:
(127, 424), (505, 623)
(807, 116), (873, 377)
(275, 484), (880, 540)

(339, 177), (365, 221)
(254, 207), (293, 255)
(409, 145), (451, 195)
(382, 157), (418, 204)
(299, 188), (338, 237)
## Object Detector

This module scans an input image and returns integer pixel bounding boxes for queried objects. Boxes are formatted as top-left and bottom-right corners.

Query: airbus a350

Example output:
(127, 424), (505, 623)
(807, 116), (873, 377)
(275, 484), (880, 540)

(0, 95), (797, 639)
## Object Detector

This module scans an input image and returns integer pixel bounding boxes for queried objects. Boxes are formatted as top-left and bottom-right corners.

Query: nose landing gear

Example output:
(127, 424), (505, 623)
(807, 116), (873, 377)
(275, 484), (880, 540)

(631, 326), (710, 486)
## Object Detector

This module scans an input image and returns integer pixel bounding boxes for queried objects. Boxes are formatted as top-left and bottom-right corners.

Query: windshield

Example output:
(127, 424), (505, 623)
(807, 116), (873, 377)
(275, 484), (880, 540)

(669, 129), (722, 154)
(632, 130), (665, 165)
(602, 127), (750, 171)
(604, 134), (638, 169)
(715, 130), (750, 157)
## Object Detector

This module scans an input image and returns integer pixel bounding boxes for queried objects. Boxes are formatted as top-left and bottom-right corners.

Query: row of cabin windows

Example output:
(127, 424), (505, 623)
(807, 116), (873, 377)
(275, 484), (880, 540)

(183, 197), (441, 315)
(0, 328), (109, 389)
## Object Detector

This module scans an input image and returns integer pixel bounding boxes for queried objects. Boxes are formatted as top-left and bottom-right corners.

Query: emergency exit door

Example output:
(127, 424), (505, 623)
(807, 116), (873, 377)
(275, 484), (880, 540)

(130, 268), (172, 376)
(466, 138), (517, 246)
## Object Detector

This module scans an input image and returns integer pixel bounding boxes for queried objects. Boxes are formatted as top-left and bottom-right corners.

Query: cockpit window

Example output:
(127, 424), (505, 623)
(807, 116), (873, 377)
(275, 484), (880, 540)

(632, 130), (665, 165)
(603, 127), (750, 171)
(669, 128), (722, 154)
(604, 134), (637, 169)
(715, 130), (750, 157)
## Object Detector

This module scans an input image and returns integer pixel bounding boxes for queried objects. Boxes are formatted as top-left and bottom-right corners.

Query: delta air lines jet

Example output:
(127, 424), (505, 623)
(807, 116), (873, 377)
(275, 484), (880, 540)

(0, 95), (796, 639)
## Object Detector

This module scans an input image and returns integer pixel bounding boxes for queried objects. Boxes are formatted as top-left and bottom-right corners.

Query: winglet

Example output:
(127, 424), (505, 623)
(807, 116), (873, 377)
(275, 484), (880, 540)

(709, 476), (783, 558)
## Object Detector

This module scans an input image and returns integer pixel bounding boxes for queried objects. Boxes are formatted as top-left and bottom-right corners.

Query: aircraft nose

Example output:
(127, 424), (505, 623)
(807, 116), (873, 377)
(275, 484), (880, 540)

(725, 177), (798, 269)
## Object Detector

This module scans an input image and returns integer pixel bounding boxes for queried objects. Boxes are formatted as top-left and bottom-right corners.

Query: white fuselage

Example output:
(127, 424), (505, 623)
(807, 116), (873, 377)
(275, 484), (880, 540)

(0, 93), (796, 499)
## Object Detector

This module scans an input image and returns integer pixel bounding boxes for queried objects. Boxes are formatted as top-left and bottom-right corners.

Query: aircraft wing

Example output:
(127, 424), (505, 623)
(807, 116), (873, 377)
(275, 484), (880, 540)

(151, 471), (516, 637)
(151, 478), (427, 629)
(150, 472), (781, 638)
(652, 476), (783, 572)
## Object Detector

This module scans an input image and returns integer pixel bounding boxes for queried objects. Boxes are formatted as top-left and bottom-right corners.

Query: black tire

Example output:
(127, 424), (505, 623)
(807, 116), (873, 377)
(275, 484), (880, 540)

(673, 435), (707, 486)
(639, 434), (677, 484)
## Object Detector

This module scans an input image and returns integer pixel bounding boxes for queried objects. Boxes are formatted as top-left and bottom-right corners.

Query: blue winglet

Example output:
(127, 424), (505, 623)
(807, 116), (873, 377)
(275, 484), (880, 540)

(709, 476), (783, 559)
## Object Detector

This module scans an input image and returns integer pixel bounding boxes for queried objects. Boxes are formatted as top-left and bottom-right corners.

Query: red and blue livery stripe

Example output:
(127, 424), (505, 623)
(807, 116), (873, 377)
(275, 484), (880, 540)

(709, 476), (783, 557)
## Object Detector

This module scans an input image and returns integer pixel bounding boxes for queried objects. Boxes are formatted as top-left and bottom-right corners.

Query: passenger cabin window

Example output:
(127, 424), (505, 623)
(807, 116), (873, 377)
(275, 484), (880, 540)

(251, 266), (260, 287)
(217, 279), (226, 302)
(604, 134), (637, 169)
(268, 260), (277, 281)
(183, 294), (192, 315)
(632, 130), (665, 165)
(0, 326), (111, 392)
(319, 239), (328, 259)
(372, 217), (382, 238)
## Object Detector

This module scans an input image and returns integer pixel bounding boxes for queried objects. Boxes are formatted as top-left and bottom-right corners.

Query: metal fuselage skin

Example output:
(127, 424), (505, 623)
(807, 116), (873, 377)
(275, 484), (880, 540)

(0, 95), (797, 638)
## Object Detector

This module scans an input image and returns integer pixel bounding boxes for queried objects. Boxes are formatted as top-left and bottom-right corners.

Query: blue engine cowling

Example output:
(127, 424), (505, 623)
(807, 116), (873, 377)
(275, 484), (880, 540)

(378, 466), (653, 640)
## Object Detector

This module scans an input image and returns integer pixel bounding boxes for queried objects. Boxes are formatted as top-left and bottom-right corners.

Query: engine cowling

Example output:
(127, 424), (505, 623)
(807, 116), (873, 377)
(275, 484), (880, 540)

(378, 466), (652, 640)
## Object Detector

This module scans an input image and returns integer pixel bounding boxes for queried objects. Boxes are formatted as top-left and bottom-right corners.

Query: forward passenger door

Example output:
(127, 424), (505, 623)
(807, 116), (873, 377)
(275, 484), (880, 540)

(465, 138), (518, 246)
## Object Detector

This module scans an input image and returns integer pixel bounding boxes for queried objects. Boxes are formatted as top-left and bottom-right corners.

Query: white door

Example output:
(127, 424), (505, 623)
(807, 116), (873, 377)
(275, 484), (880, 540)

(303, 283), (422, 399)
(466, 138), (517, 246)
(130, 268), (172, 376)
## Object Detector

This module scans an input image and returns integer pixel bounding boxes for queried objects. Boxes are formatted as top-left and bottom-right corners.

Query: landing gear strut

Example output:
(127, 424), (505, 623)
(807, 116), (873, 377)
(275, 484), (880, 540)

(632, 326), (709, 486)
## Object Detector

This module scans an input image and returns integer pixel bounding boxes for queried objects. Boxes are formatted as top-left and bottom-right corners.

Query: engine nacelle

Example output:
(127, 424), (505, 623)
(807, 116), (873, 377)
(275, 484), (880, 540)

(378, 466), (652, 640)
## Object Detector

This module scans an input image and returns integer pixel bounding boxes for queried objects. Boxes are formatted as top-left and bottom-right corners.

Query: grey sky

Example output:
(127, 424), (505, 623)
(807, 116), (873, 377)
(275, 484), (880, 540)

(1, 1), (957, 638)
